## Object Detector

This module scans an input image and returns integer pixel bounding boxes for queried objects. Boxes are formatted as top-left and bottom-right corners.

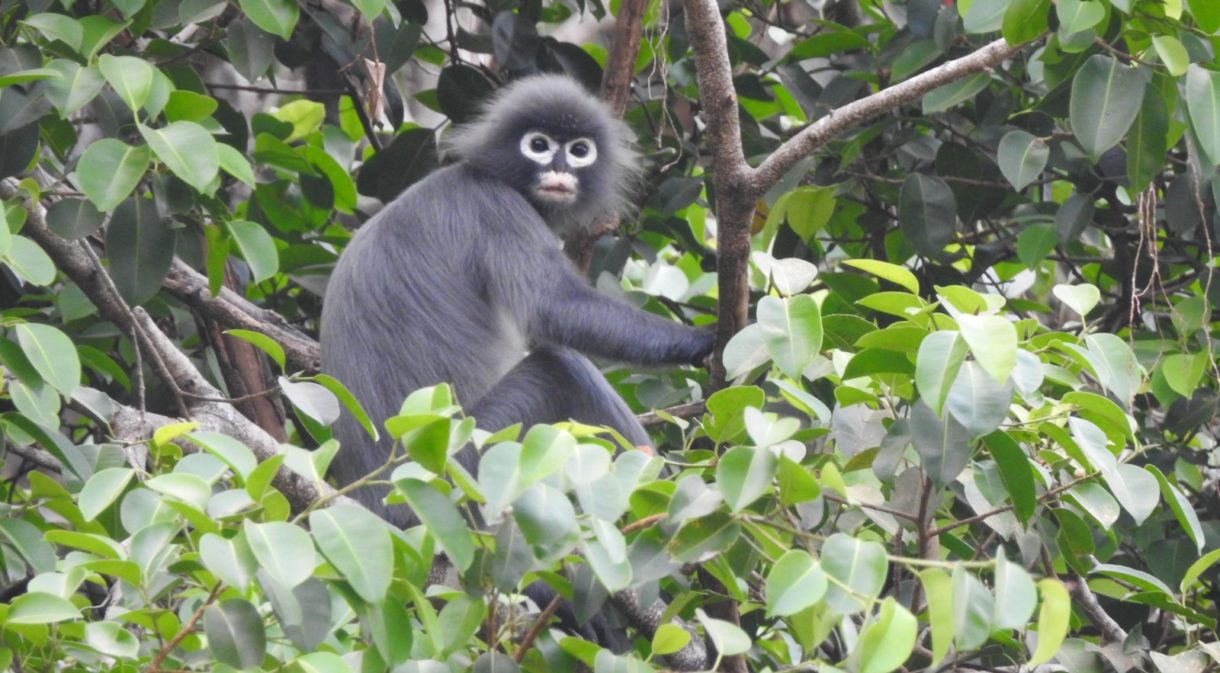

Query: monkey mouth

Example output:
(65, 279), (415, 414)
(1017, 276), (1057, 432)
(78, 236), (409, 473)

(534, 172), (578, 204)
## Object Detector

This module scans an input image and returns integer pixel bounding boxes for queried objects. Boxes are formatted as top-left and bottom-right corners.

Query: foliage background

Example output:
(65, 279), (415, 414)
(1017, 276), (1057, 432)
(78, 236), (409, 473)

(1, 0), (1219, 671)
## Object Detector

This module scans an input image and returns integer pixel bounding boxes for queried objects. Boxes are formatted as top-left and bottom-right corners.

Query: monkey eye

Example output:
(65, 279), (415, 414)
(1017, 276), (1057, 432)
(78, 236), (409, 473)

(520, 132), (556, 164)
(565, 138), (597, 168)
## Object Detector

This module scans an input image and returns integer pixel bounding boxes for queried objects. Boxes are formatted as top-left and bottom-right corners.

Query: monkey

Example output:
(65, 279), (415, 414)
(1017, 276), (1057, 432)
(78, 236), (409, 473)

(318, 76), (715, 646)
(321, 74), (713, 522)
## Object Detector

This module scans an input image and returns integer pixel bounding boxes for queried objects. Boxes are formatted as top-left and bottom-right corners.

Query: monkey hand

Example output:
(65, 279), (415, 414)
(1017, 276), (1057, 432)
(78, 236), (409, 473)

(688, 328), (716, 367)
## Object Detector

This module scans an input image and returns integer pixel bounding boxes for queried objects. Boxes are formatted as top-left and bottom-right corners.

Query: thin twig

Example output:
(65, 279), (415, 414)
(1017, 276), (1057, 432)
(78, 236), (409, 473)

(512, 594), (563, 662)
(146, 583), (223, 673)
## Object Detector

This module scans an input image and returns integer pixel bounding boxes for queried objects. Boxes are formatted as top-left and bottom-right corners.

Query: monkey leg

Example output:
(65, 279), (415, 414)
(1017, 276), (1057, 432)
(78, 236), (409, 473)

(467, 345), (651, 449)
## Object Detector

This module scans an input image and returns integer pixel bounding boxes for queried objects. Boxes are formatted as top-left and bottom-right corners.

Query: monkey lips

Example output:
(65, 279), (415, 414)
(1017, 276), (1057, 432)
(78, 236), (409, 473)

(534, 170), (578, 204)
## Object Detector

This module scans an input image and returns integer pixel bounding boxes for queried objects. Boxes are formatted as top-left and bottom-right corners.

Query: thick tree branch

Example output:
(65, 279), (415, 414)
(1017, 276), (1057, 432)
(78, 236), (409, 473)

(610, 590), (707, 671)
(0, 178), (333, 511)
(749, 37), (1019, 194)
(681, 0), (755, 386)
(162, 260), (321, 373)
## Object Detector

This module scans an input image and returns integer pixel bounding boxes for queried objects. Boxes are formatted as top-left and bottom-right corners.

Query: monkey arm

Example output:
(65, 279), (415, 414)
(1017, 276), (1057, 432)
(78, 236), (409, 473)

(484, 236), (714, 367)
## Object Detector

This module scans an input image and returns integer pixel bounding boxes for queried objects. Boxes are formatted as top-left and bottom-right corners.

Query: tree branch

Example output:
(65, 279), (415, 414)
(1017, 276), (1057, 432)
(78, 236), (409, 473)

(1, 178), (334, 512)
(748, 37), (1019, 194)
(162, 259), (320, 373)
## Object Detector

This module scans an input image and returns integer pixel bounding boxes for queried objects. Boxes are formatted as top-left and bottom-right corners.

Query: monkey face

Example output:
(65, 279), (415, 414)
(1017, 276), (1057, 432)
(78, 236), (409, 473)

(518, 130), (598, 206)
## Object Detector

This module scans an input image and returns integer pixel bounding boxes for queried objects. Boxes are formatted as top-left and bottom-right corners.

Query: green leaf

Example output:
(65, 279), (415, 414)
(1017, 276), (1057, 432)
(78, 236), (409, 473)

(23, 13), (83, 51)
(204, 599), (267, 669)
(668, 512), (741, 563)
(899, 174), (956, 258)
(993, 552), (1037, 629)
(963, 0), (1006, 33)
(0, 518), (56, 573)
(79, 467), (134, 521)
(1029, 579), (1069, 665)
(1188, 0), (1220, 33)
(918, 569), (954, 665)
(105, 196), (175, 306)
(1001, 0), (1050, 45)
(85, 621), (140, 658)
(15, 323), (80, 397)
(45, 197), (104, 240)
(945, 360), (1013, 436)
(757, 294), (822, 378)
(294, 652), (356, 673)
(1146, 465), (1204, 553)
(821, 533), (888, 614)
(139, 121), (219, 193)
(956, 313), (1017, 384)
(520, 424), (577, 484)
(76, 139), (150, 211)
(1186, 65), (1220, 164)
(349, 0), (386, 19)
(227, 220), (278, 283)
(164, 90), (218, 122)
(79, 16), (129, 60)
(915, 331), (969, 416)
(856, 598), (917, 673)
(717, 446), (778, 512)
(1052, 283), (1101, 317)
(1082, 333), (1141, 405)
(395, 478), (475, 571)
(695, 608), (751, 656)
(1016, 222), (1056, 268)
(238, 0), (299, 39)
(841, 259), (919, 294)
(243, 520), (318, 588)
(1152, 35), (1189, 76)
(217, 143), (256, 187)
(270, 99), (326, 144)
(224, 329), (285, 370)
(922, 74), (990, 114)
(910, 400), (973, 486)
(765, 550), (828, 616)
(1070, 54), (1146, 157)
(310, 504), (393, 604)
(1181, 547), (1220, 592)
(997, 130), (1048, 191)
(984, 431), (1036, 523)
(5, 236), (56, 286)
(45, 60), (106, 116)
(280, 377), (340, 425)
(185, 431), (258, 480)
(97, 55), (154, 112)
(311, 374), (378, 441)
(200, 532), (259, 591)
(513, 483), (579, 558)
(651, 623), (691, 656)
(8, 592), (80, 624)
(145, 472), (211, 511)
(1056, 0), (1105, 35)
(1127, 86), (1170, 192)
(783, 186), (836, 240)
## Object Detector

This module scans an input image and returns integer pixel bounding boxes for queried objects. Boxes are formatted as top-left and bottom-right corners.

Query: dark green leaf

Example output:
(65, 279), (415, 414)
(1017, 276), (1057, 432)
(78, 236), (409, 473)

(1070, 55), (1145, 157)
(105, 196), (175, 306)
(899, 174), (956, 258)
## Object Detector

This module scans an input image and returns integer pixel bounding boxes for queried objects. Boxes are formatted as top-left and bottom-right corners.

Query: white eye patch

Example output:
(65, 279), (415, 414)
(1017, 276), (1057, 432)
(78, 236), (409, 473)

(565, 138), (597, 168)
(521, 131), (557, 164)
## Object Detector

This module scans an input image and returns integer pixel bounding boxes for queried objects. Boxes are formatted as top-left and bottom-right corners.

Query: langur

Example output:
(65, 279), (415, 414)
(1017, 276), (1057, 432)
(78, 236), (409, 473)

(321, 75), (713, 524)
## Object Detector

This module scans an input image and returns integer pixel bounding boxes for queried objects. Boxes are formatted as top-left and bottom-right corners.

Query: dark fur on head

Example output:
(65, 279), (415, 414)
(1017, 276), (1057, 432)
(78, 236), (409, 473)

(443, 75), (641, 233)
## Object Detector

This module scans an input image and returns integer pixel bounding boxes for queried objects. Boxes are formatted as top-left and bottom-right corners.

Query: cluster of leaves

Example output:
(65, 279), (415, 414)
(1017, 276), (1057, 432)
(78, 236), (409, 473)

(1, 0), (1220, 671)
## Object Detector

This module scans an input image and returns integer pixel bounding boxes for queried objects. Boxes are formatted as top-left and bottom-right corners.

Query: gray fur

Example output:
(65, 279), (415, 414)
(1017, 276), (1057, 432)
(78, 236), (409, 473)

(320, 75), (714, 528)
